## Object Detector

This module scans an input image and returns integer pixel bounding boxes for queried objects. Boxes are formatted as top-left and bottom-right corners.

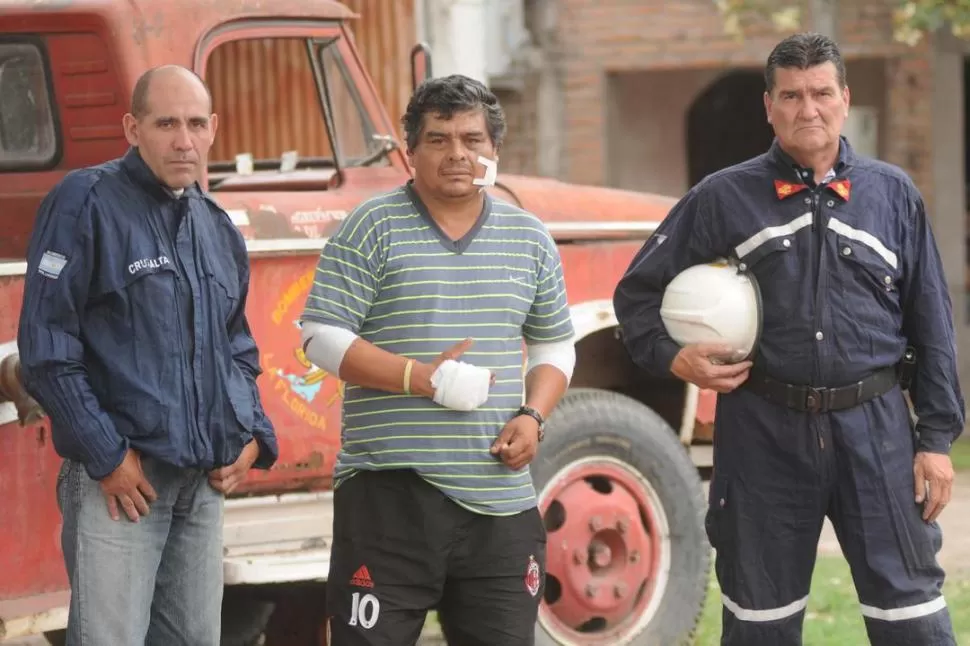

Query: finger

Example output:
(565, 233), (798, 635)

(708, 374), (749, 394)
(139, 479), (158, 503)
(923, 480), (941, 522)
(445, 338), (474, 360)
(131, 490), (151, 517)
(507, 447), (535, 470)
(693, 343), (735, 357)
(106, 494), (121, 521)
(941, 479), (953, 508)
(223, 476), (241, 495)
(120, 495), (140, 522)
(502, 439), (530, 465)
(705, 361), (753, 379)
(927, 479), (953, 522)
(913, 462), (925, 503)
(491, 426), (516, 454)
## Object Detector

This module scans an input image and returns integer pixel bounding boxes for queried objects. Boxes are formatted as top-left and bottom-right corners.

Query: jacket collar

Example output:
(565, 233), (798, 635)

(121, 147), (201, 202)
(767, 135), (855, 183)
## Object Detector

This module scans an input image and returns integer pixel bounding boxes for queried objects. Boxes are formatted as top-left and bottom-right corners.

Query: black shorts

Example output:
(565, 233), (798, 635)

(325, 469), (547, 646)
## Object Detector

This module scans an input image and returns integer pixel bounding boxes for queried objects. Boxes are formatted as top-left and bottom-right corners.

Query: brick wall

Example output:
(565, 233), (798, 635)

(498, 0), (937, 208)
(495, 79), (539, 177)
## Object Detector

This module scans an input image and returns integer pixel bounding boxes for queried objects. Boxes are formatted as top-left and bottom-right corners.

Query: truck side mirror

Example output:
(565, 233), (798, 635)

(410, 42), (432, 91)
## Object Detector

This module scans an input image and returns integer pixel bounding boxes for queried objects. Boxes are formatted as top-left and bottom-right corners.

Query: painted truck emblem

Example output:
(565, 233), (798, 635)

(261, 268), (345, 431)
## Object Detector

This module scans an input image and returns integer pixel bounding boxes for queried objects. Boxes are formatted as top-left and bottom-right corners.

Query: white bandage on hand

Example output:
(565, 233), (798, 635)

(431, 359), (491, 411)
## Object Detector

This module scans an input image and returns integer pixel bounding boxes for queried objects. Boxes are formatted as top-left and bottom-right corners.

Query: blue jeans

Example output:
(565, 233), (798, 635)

(56, 455), (224, 646)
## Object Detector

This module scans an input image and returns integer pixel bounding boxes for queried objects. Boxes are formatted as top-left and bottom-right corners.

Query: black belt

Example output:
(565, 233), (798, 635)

(743, 365), (900, 413)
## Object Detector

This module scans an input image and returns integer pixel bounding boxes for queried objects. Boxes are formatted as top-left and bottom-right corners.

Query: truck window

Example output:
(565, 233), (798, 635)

(0, 41), (58, 170)
(205, 36), (385, 188)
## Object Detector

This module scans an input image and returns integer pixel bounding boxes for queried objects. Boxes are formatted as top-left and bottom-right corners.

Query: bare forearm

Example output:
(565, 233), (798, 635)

(524, 365), (568, 418)
(339, 338), (434, 398)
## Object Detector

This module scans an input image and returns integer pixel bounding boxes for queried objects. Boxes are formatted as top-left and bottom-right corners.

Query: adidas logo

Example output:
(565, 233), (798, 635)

(350, 565), (374, 588)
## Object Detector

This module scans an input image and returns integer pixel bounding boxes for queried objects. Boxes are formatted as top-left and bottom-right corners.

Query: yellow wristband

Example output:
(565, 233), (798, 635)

(403, 359), (415, 395)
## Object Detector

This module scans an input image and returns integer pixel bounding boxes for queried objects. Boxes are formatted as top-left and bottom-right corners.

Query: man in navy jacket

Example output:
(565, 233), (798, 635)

(614, 34), (963, 646)
(18, 65), (278, 646)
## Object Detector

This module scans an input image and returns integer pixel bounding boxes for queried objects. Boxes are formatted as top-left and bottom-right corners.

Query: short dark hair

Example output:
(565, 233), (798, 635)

(130, 65), (212, 119)
(764, 32), (846, 93)
(401, 74), (507, 151)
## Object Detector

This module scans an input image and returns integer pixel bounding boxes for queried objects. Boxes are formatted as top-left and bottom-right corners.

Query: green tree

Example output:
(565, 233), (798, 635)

(715, 0), (970, 45)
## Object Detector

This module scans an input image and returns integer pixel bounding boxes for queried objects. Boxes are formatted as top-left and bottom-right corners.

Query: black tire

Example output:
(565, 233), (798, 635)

(532, 388), (709, 646)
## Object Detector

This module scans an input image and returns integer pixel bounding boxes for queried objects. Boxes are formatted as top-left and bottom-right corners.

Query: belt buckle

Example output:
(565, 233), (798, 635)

(805, 387), (827, 413)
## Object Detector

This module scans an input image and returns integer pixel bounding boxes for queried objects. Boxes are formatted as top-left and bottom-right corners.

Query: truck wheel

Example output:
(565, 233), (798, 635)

(532, 388), (709, 646)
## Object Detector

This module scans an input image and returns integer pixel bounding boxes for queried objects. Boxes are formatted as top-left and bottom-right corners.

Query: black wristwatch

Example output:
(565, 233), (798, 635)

(515, 405), (546, 442)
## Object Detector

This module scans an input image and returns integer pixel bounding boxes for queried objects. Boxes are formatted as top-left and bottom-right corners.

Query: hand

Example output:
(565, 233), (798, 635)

(208, 440), (260, 495)
(411, 338), (495, 398)
(914, 451), (954, 522)
(100, 448), (158, 522)
(490, 414), (540, 470)
(670, 343), (753, 393)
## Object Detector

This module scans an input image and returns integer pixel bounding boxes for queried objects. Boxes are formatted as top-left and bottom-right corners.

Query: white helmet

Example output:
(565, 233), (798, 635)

(659, 259), (762, 362)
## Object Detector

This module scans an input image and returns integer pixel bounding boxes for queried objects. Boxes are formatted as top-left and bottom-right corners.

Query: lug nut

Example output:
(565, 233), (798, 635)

(589, 516), (603, 532)
(614, 583), (626, 599)
(573, 548), (585, 564)
(585, 584), (597, 598)
(617, 517), (629, 533)
(630, 550), (640, 563)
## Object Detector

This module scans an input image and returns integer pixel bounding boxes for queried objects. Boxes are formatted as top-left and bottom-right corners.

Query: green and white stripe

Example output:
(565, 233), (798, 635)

(302, 183), (574, 516)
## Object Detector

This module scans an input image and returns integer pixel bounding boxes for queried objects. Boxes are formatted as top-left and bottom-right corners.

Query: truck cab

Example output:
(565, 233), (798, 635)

(0, 1), (717, 644)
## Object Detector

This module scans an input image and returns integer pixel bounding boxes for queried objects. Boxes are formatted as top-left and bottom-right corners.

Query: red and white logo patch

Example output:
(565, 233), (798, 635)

(525, 554), (541, 597)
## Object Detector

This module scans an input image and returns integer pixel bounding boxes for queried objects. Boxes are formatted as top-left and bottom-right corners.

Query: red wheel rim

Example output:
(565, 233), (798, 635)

(537, 456), (669, 644)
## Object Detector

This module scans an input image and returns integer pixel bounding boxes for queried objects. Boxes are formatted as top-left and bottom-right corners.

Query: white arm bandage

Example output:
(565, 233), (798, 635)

(431, 359), (492, 411)
(301, 322), (491, 410)
(301, 321), (359, 376)
(526, 339), (576, 383)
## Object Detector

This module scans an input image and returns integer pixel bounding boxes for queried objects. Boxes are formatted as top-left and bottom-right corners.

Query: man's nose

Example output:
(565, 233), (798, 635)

(446, 139), (467, 160)
(798, 99), (820, 120)
(172, 125), (193, 150)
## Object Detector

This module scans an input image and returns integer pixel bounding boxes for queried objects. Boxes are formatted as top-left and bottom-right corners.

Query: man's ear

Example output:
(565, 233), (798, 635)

(122, 113), (139, 146)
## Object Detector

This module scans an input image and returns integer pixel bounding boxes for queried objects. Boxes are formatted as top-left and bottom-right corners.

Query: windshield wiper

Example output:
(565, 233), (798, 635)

(349, 134), (399, 168)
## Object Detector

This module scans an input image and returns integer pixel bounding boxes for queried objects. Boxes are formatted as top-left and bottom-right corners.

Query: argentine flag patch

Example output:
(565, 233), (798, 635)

(38, 251), (67, 279)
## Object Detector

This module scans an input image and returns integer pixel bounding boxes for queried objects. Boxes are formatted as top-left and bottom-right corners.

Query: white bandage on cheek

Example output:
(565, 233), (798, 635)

(472, 155), (497, 188)
(300, 321), (359, 376)
(431, 359), (491, 411)
(526, 339), (576, 383)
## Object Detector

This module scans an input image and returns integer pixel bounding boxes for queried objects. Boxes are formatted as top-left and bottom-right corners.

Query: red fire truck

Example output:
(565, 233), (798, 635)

(0, 1), (717, 644)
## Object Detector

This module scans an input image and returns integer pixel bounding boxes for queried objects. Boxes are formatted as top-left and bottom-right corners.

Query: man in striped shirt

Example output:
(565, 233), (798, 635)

(300, 74), (576, 645)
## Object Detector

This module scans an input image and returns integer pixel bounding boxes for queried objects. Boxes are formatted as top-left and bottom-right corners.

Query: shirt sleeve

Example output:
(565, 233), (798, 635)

(226, 232), (279, 469)
(612, 182), (722, 378)
(900, 193), (966, 454)
(300, 207), (384, 333)
(523, 227), (575, 344)
(17, 180), (128, 480)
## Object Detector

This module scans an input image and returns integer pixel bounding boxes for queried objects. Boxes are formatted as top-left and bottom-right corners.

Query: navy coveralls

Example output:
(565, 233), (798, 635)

(614, 137), (964, 645)
(18, 147), (278, 480)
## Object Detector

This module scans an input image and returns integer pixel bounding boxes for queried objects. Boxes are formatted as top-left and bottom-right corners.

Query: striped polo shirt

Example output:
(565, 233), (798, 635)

(301, 181), (575, 516)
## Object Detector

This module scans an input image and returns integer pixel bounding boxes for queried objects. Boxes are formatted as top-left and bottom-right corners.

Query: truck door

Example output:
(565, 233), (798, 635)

(193, 21), (411, 496)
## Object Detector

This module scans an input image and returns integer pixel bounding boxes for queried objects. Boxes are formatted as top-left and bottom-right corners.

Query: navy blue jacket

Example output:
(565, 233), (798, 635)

(614, 137), (965, 454)
(18, 148), (279, 479)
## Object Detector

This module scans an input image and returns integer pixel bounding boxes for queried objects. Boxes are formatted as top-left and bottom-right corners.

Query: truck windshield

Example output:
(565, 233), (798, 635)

(205, 35), (388, 189)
